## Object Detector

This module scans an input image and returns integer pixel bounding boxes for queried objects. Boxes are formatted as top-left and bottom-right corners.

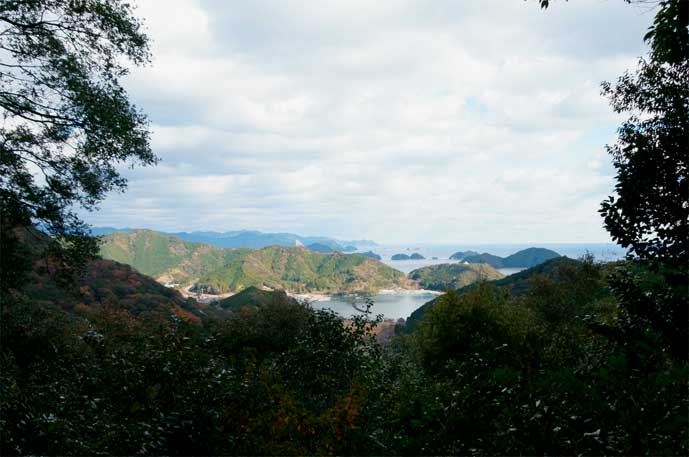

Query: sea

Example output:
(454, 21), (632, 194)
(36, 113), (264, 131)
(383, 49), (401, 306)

(310, 243), (625, 320)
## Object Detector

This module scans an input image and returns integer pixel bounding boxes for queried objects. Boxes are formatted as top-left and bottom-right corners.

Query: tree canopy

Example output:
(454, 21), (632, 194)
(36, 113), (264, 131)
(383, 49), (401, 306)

(0, 0), (155, 284)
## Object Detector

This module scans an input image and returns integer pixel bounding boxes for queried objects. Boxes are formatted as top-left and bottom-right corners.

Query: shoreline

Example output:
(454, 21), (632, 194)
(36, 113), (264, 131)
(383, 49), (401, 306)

(176, 283), (443, 305)
(290, 288), (442, 303)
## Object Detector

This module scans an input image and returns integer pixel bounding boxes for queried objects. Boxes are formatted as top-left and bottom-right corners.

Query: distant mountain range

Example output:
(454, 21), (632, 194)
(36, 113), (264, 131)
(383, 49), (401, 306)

(91, 227), (375, 251)
(100, 230), (409, 295)
(450, 247), (561, 268)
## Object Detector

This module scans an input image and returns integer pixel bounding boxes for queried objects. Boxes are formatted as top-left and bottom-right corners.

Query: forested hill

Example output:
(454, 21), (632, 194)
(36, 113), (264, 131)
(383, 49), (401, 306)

(100, 230), (411, 294)
(460, 247), (561, 268)
(13, 229), (220, 325)
(404, 256), (581, 332)
(192, 245), (412, 294)
(100, 230), (252, 284)
(409, 263), (503, 291)
(214, 286), (299, 310)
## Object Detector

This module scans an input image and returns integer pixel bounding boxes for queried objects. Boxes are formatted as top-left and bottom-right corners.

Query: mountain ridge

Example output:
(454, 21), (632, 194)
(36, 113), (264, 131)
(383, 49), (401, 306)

(99, 230), (410, 295)
(461, 247), (561, 268)
(91, 226), (377, 250)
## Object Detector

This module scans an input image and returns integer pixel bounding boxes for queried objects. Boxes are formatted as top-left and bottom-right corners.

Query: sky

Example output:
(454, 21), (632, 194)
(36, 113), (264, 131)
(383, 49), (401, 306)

(83, 0), (655, 244)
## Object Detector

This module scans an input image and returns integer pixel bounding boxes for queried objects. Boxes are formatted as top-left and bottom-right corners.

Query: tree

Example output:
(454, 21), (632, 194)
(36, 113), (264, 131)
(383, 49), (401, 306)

(0, 0), (155, 287)
(599, 0), (688, 359)
(539, 0), (688, 358)
(600, 0), (688, 266)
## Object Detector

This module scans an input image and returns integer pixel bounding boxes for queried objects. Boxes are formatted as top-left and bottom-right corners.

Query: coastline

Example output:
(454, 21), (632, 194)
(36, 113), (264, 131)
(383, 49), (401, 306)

(290, 288), (442, 303)
(378, 288), (443, 296)
(176, 283), (442, 305)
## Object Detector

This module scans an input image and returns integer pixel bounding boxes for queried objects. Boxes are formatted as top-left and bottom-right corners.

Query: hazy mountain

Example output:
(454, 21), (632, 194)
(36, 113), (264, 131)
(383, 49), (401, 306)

(502, 247), (561, 268)
(306, 243), (335, 253)
(91, 227), (376, 250)
(462, 248), (561, 268)
(358, 251), (382, 260)
(449, 250), (480, 260)
(409, 263), (503, 291)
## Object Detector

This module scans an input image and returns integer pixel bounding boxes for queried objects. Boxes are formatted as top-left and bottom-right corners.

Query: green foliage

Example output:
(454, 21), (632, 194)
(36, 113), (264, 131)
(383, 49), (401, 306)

(1, 288), (388, 455)
(100, 231), (407, 294)
(389, 258), (688, 455)
(2, 247), (687, 455)
(404, 256), (583, 333)
(502, 247), (561, 268)
(100, 230), (251, 282)
(0, 0), (154, 270)
(215, 286), (298, 310)
(409, 262), (503, 291)
(194, 245), (408, 294)
(598, 0), (688, 360)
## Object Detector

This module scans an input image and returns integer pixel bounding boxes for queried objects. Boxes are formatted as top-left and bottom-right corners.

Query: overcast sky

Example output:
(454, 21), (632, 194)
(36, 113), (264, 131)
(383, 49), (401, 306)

(83, 0), (655, 244)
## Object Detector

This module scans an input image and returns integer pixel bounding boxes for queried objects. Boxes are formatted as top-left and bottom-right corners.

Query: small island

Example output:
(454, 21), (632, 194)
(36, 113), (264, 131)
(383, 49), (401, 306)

(461, 247), (561, 268)
(358, 251), (382, 260)
(410, 253), (425, 260)
(391, 253), (411, 260)
(409, 263), (503, 291)
(449, 250), (479, 260)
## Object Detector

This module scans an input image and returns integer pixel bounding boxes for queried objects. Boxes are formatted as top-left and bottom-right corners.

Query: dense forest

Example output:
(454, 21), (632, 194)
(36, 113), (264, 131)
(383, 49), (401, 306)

(1, 0), (687, 455)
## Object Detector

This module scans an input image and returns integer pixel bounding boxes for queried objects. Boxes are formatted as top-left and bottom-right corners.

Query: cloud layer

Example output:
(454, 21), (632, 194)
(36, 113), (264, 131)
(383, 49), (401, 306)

(85, 0), (654, 243)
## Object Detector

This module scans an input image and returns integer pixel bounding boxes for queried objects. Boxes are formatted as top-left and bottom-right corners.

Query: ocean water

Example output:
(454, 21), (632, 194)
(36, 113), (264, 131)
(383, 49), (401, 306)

(380, 243), (624, 260)
(311, 292), (440, 320)
(313, 243), (625, 321)
(370, 243), (624, 274)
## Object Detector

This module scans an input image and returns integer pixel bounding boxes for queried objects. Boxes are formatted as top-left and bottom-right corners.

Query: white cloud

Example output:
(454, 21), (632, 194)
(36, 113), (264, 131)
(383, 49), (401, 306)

(86, 0), (652, 243)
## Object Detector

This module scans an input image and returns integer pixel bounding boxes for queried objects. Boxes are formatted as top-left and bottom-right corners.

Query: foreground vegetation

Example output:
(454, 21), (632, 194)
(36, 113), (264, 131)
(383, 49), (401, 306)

(2, 247), (686, 455)
(1, 0), (686, 455)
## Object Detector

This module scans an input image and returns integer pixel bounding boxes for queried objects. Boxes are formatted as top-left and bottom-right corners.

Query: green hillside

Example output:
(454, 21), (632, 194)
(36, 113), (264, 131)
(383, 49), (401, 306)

(449, 250), (479, 260)
(99, 230), (251, 283)
(462, 252), (506, 268)
(17, 244), (220, 326)
(404, 257), (581, 332)
(502, 247), (561, 267)
(409, 263), (503, 291)
(194, 246), (411, 294)
(462, 247), (561, 268)
(214, 286), (298, 311)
